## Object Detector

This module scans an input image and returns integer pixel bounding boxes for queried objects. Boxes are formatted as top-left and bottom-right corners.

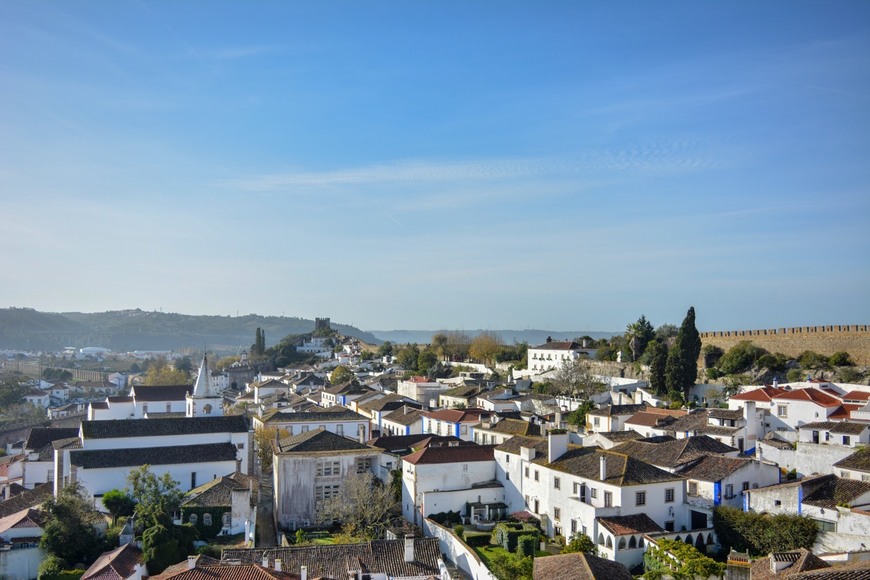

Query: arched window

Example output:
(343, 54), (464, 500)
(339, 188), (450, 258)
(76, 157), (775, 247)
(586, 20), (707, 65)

(597, 533), (605, 545)
(203, 513), (212, 526)
(685, 534), (693, 544)
(638, 537), (644, 548)
(617, 537), (626, 549)
(628, 536), (637, 549)
(222, 512), (231, 527)
(203, 404), (213, 415)
(606, 536), (613, 548)
(189, 513), (198, 525)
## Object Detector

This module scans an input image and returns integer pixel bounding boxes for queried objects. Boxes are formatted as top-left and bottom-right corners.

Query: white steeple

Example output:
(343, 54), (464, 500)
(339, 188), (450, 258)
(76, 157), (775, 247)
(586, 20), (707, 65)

(187, 354), (222, 417)
(193, 354), (213, 398)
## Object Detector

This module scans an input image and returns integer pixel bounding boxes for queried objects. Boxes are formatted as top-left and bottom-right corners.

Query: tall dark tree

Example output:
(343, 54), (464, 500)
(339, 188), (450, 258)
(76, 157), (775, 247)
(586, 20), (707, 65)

(647, 340), (669, 396)
(665, 307), (702, 401)
(252, 327), (266, 356)
(39, 482), (105, 567)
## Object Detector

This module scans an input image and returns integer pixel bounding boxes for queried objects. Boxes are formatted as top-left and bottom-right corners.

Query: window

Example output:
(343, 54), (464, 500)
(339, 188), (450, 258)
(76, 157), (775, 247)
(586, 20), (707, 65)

(506, 472), (510, 481)
(534, 470), (539, 482)
(505, 454), (510, 463)
(222, 513), (231, 526)
(590, 488), (598, 499)
(203, 513), (212, 526)
(316, 460), (341, 477)
(775, 500), (782, 506)
(604, 491), (612, 507)
(554, 507), (561, 521)
(166, 403), (171, 413)
(336, 424), (344, 436)
(463, 464), (468, 472)
(237, 443), (245, 449)
(356, 457), (372, 474)
(301, 425), (309, 433)
(525, 466), (529, 478)
(814, 519), (837, 533)
(665, 488), (675, 503)
(571, 520), (577, 534)
(189, 513), (198, 524)
(636, 491), (646, 506)
(142, 403), (148, 414)
(554, 477), (561, 490)
(203, 404), (212, 414)
(844, 435), (851, 445)
(315, 484), (340, 502)
(688, 481), (698, 496)
(573, 482), (579, 494)
(777, 405), (787, 417)
(742, 481), (750, 492)
(725, 484), (734, 499)
(593, 417), (600, 427)
(461, 425), (468, 435)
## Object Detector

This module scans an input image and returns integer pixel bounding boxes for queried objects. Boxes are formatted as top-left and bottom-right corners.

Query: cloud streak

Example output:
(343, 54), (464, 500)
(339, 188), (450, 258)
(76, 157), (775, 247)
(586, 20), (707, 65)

(225, 141), (720, 192)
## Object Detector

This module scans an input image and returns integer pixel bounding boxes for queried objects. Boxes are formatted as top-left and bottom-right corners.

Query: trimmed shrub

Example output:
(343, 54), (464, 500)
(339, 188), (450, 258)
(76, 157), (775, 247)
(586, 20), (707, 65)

(464, 532), (492, 547)
(517, 534), (538, 557)
(453, 524), (465, 537)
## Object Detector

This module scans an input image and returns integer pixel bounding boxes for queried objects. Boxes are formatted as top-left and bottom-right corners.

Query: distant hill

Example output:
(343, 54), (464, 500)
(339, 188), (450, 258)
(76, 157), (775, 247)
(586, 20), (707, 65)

(0, 308), (381, 353)
(367, 329), (619, 346)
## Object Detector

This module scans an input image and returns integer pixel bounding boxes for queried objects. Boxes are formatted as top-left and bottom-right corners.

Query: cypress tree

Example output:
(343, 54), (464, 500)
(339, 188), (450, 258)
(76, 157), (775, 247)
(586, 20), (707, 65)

(665, 306), (702, 401)
(648, 340), (669, 396)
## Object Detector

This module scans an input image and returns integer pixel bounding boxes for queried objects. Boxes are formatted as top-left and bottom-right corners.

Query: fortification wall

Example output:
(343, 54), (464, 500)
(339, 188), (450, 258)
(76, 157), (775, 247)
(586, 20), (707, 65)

(700, 325), (870, 365)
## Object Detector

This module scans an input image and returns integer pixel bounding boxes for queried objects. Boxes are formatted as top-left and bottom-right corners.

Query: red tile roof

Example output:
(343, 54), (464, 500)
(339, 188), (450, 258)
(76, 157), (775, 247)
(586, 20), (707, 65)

(731, 386), (787, 402)
(843, 391), (870, 402)
(403, 445), (494, 465)
(424, 408), (489, 423)
(773, 388), (842, 407)
(829, 404), (862, 420)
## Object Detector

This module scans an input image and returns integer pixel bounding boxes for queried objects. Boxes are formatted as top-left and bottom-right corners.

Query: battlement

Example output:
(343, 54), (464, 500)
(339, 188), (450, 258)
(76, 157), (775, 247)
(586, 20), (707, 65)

(701, 325), (869, 338)
(700, 325), (870, 365)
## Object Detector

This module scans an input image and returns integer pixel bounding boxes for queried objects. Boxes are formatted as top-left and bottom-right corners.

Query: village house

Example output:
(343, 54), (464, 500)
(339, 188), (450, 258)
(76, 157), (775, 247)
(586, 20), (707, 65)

(401, 443), (499, 527)
(81, 543), (147, 580)
(272, 428), (381, 532)
(471, 416), (541, 446)
(495, 432), (694, 570)
(527, 340), (594, 374)
(396, 376), (449, 407)
(0, 507), (45, 580)
(253, 408), (370, 442)
(421, 408), (492, 441)
(379, 406), (428, 437)
(178, 469), (258, 538)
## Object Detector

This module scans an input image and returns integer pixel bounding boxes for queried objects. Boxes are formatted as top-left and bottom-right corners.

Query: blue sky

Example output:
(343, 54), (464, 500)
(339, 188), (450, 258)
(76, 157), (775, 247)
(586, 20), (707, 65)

(1, 1), (868, 332)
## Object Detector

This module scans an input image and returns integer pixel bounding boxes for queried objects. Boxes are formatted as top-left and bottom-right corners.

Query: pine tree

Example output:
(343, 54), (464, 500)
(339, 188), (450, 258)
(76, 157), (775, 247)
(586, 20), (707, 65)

(665, 306), (702, 401)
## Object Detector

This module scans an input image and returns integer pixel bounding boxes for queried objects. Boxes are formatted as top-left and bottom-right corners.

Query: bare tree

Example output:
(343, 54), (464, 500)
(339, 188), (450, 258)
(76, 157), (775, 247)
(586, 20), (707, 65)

(316, 471), (398, 540)
(552, 359), (607, 399)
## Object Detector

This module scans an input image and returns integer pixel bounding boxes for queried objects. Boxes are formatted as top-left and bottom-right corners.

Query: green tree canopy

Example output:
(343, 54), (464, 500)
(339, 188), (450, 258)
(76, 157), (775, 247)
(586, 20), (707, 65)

(329, 365), (355, 385)
(625, 315), (655, 361)
(143, 357), (190, 386)
(647, 340), (669, 397)
(127, 465), (185, 527)
(39, 482), (105, 567)
(102, 488), (135, 525)
(665, 306), (702, 401)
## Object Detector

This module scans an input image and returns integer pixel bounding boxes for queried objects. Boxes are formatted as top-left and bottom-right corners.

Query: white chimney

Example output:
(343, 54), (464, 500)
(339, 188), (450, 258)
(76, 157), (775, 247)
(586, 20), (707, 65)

(274, 559), (282, 572)
(404, 536), (414, 562)
(599, 455), (607, 481)
(548, 431), (568, 462)
(187, 556), (197, 570)
(554, 411), (562, 428)
(262, 555), (269, 568)
(300, 565), (308, 580)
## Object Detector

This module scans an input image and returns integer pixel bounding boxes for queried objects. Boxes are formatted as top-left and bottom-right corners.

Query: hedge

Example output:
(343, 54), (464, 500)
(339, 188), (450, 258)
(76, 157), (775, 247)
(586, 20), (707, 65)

(463, 532), (492, 547)
(713, 506), (818, 556)
(493, 522), (538, 553)
(517, 534), (538, 558)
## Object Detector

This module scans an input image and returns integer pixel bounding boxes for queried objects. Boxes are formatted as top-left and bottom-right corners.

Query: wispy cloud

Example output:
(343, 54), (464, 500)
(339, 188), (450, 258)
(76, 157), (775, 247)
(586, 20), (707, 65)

(225, 141), (719, 192)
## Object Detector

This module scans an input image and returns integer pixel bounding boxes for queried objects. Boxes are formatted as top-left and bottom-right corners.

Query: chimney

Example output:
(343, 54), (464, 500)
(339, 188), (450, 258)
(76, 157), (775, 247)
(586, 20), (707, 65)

(300, 565), (308, 580)
(187, 556), (197, 570)
(235, 458), (242, 474)
(548, 430), (568, 462)
(554, 411), (562, 428)
(599, 455), (607, 481)
(404, 536), (414, 562)
(274, 559), (282, 572)
(262, 555), (269, 568)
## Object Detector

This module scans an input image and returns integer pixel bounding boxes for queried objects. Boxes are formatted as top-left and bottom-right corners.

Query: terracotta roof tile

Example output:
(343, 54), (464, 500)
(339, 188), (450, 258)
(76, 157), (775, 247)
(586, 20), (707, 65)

(533, 551), (632, 580)
(597, 513), (664, 536)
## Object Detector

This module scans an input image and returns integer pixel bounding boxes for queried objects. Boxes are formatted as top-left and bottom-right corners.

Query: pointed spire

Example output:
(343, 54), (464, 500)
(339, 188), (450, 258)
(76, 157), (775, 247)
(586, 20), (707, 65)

(193, 354), (212, 398)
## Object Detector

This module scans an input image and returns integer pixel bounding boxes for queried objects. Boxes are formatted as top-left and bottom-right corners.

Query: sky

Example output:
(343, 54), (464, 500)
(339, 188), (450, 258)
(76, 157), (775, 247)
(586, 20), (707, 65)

(1, 1), (869, 333)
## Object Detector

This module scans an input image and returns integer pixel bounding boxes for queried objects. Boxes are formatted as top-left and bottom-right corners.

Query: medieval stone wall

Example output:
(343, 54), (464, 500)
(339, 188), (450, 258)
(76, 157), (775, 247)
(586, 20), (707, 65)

(700, 325), (870, 365)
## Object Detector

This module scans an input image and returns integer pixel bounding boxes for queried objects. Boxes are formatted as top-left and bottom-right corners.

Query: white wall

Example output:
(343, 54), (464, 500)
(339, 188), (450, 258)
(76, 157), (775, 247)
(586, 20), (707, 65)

(0, 546), (43, 580)
(75, 460), (239, 497)
(422, 518), (496, 580)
